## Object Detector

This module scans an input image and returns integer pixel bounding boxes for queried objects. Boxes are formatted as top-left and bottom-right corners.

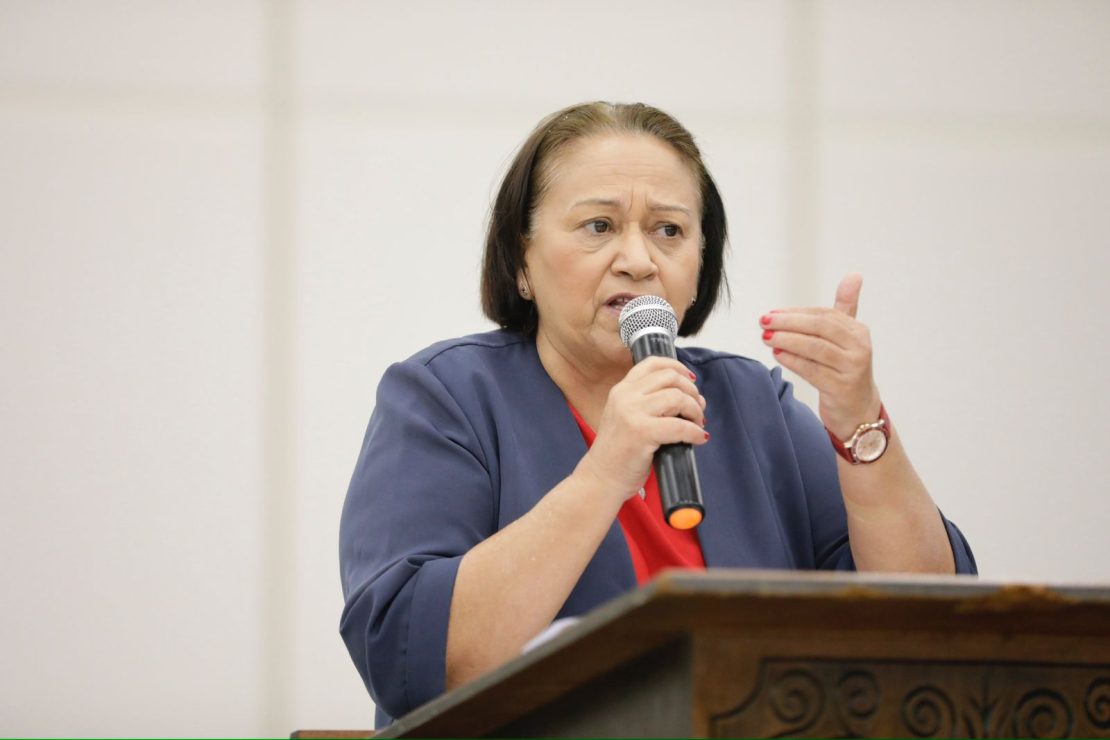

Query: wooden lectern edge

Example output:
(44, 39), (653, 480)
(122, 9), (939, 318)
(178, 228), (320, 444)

(366, 568), (1110, 738)
(654, 569), (1110, 622)
(655, 567), (1109, 599)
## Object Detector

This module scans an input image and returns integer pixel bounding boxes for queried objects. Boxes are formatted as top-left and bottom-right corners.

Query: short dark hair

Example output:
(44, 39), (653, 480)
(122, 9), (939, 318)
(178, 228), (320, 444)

(480, 101), (729, 337)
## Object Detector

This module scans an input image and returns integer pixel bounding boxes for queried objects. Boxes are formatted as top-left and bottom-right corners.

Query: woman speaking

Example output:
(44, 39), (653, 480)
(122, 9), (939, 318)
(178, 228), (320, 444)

(339, 101), (976, 726)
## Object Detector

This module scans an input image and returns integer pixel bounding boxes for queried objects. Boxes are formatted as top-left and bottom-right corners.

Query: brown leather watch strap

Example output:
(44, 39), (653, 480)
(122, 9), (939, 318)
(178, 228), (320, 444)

(826, 404), (890, 464)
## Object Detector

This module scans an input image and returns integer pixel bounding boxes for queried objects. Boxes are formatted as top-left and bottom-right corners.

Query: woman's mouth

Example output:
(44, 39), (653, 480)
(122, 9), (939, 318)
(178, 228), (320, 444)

(604, 293), (639, 313)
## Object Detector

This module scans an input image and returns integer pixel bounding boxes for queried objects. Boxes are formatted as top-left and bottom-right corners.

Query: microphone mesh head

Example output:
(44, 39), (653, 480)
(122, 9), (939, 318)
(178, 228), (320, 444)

(619, 295), (678, 347)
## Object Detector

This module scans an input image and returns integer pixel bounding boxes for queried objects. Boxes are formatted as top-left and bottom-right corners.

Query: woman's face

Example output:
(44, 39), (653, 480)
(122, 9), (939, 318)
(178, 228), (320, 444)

(523, 133), (703, 372)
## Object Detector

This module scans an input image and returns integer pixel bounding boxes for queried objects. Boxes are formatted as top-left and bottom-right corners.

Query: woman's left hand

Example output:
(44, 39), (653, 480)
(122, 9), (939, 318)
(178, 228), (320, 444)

(759, 273), (883, 440)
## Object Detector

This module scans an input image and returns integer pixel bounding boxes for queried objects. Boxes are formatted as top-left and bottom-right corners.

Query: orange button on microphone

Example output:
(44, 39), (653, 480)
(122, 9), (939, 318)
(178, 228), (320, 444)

(668, 507), (703, 530)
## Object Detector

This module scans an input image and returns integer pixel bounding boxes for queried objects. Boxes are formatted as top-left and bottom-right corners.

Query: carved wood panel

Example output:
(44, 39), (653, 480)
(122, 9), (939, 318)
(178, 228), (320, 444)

(709, 658), (1110, 738)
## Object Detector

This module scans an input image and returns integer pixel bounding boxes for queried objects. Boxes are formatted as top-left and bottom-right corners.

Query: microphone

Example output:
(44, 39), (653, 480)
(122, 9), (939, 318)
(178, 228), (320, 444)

(618, 295), (706, 530)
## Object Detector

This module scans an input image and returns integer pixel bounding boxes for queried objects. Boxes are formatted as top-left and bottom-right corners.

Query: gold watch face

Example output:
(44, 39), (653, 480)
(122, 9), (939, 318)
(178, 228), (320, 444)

(854, 428), (888, 463)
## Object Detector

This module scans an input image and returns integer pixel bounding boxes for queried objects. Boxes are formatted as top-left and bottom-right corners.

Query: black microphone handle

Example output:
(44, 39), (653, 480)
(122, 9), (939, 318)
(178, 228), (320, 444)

(629, 331), (706, 528)
(655, 443), (705, 524)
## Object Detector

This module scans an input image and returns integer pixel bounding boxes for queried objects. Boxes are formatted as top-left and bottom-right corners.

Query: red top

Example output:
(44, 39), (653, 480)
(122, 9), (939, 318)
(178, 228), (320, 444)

(569, 405), (706, 586)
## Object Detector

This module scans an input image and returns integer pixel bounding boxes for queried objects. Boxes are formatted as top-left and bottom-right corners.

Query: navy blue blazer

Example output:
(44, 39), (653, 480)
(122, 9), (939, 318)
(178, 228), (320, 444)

(339, 330), (976, 724)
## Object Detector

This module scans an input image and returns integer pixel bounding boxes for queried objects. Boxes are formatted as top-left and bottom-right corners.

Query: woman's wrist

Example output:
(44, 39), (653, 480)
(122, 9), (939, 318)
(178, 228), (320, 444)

(569, 456), (636, 514)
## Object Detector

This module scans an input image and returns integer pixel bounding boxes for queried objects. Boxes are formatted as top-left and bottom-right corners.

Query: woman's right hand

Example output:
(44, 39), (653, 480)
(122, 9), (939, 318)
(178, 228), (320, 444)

(576, 357), (708, 506)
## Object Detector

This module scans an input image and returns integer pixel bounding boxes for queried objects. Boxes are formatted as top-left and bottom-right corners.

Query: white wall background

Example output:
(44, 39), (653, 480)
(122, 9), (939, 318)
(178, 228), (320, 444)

(1, 0), (1108, 735)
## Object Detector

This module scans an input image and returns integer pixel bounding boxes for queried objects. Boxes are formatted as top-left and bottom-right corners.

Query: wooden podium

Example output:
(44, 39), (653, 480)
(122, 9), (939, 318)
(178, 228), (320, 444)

(366, 569), (1110, 738)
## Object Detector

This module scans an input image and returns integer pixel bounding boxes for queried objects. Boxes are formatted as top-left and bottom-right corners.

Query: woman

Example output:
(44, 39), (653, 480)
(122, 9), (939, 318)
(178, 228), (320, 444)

(339, 101), (976, 726)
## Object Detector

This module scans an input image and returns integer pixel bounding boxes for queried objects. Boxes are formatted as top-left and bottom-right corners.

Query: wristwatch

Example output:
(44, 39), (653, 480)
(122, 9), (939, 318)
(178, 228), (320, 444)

(827, 405), (890, 465)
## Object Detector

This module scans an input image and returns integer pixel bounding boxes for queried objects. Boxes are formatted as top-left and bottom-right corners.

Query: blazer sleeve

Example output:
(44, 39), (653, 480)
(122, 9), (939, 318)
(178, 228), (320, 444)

(773, 367), (977, 574)
(339, 359), (495, 720)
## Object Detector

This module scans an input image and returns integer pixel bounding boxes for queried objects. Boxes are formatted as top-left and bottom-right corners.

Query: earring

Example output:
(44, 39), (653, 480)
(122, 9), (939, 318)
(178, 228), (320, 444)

(690, 294), (697, 307)
(519, 283), (531, 299)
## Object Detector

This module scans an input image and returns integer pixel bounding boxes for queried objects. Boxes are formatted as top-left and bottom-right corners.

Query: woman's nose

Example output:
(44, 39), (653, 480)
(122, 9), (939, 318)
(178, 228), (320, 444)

(611, 228), (658, 280)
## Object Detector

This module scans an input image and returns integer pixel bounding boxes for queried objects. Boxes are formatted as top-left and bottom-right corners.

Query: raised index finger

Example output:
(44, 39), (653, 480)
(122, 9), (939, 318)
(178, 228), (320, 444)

(833, 272), (863, 318)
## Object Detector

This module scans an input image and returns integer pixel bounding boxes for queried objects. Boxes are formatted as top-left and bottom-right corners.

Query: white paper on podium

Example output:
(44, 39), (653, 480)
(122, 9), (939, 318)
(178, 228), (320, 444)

(521, 616), (581, 654)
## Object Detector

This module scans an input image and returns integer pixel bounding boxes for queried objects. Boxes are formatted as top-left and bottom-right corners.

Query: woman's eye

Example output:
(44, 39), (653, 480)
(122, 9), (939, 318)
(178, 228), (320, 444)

(585, 219), (611, 235)
(656, 223), (681, 238)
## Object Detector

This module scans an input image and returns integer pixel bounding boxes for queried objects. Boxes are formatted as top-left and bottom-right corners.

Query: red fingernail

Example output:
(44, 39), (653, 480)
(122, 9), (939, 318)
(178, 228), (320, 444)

(688, 371), (696, 380)
(762, 330), (774, 341)
(760, 314), (772, 326)
(704, 431), (710, 441)
(773, 348), (783, 355)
